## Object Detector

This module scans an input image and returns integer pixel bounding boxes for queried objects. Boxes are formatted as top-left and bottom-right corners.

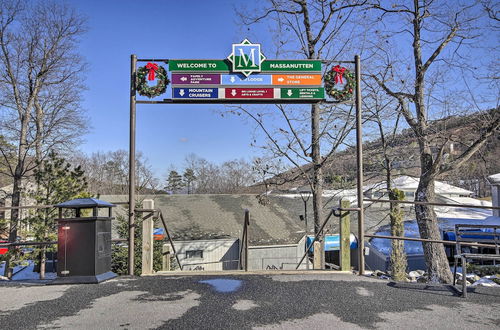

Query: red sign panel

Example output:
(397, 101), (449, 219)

(225, 88), (274, 99)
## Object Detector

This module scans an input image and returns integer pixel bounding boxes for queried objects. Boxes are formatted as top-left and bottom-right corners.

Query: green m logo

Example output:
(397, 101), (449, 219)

(227, 39), (266, 77)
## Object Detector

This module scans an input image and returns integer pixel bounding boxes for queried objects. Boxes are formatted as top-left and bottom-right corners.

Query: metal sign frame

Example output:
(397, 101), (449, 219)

(128, 55), (364, 276)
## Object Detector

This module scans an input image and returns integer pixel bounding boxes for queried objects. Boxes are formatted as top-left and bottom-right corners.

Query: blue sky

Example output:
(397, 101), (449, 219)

(69, 0), (271, 175)
(66, 0), (499, 177)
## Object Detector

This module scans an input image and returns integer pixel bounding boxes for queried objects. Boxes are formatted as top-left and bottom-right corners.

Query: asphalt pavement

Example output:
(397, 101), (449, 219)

(0, 272), (499, 329)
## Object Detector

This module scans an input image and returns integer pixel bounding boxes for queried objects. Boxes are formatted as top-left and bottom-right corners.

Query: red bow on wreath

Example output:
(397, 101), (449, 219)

(332, 65), (346, 84)
(145, 62), (158, 81)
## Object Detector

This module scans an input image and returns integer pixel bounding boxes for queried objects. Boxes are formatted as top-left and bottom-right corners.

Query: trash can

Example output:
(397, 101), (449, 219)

(51, 198), (117, 284)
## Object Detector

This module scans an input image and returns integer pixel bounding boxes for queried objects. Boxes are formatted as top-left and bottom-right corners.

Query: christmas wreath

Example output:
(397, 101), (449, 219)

(324, 65), (355, 102)
(136, 62), (169, 98)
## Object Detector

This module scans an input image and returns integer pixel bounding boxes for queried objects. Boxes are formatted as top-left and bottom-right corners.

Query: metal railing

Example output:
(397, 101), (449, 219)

(362, 198), (500, 254)
(238, 210), (250, 271)
(296, 208), (336, 269)
(0, 238), (128, 248)
(134, 207), (183, 271)
(364, 198), (500, 210)
(3, 197), (497, 276)
(0, 201), (129, 211)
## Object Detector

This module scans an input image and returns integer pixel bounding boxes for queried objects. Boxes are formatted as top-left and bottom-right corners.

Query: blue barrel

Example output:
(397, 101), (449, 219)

(306, 234), (358, 252)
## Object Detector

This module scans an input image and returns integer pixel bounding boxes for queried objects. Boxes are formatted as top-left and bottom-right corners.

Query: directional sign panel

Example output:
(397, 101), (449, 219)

(173, 88), (218, 99)
(272, 74), (322, 86)
(171, 87), (324, 101)
(171, 74), (220, 85)
(221, 74), (272, 85)
(225, 88), (275, 99)
(280, 88), (324, 99)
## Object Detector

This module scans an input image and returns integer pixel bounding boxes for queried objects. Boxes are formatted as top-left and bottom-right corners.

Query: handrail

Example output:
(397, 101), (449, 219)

(0, 201), (128, 211)
(238, 210), (250, 271)
(2, 198), (496, 211)
(157, 210), (183, 271)
(295, 208), (335, 269)
(364, 198), (500, 210)
(0, 238), (128, 248)
(365, 234), (498, 249)
(0, 205), (53, 211)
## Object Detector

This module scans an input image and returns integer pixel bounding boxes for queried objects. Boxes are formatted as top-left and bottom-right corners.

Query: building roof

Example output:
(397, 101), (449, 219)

(103, 194), (309, 246)
(434, 195), (492, 219)
(55, 198), (115, 209)
(366, 175), (473, 196)
(487, 173), (500, 185)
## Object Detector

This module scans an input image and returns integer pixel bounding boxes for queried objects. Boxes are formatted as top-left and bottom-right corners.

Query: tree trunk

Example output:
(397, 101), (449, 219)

(389, 189), (407, 281)
(39, 247), (46, 280)
(311, 103), (325, 268)
(4, 165), (23, 278)
(35, 101), (46, 279)
(415, 150), (453, 283)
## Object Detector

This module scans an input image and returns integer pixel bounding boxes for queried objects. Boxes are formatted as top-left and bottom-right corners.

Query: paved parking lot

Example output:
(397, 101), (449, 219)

(0, 273), (499, 329)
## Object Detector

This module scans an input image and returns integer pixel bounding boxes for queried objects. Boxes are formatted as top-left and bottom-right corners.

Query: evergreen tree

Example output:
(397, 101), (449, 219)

(29, 151), (90, 279)
(183, 168), (196, 194)
(165, 170), (184, 194)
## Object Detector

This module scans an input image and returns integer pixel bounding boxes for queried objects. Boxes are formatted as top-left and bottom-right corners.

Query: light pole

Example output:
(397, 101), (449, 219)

(299, 189), (311, 270)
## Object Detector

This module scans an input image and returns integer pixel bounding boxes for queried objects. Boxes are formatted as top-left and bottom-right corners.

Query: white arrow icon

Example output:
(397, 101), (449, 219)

(180, 76), (187, 82)
(230, 76), (236, 83)
(278, 77), (284, 82)
(231, 89), (237, 96)
(179, 89), (185, 96)
(287, 89), (293, 96)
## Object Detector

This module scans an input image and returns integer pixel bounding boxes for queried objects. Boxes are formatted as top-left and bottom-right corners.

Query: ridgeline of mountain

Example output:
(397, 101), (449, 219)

(247, 109), (499, 197)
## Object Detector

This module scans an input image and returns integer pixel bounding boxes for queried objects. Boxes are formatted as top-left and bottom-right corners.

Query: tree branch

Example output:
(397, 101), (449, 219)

(439, 112), (500, 174)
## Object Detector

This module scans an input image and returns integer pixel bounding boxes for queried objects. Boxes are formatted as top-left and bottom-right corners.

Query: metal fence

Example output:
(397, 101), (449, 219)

(2, 198), (499, 275)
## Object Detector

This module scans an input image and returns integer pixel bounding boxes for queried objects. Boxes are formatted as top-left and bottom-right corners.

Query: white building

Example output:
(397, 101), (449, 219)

(365, 175), (474, 199)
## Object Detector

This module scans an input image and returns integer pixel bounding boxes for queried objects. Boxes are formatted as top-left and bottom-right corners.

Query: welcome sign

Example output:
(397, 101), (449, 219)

(168, 39), (325, 102)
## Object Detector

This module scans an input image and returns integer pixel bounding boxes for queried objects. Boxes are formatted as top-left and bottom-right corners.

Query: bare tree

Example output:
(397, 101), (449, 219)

(0, 0), (88, 277)
(181, 153), (256, 194)
(236, 0), (367, 268)
(364, 80), (408, 281)
(369, 0), (500, 282)
(73, 150), (159, 196)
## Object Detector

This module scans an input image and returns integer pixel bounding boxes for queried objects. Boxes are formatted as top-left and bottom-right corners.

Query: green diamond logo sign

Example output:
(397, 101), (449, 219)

(227, 39), (266, 77)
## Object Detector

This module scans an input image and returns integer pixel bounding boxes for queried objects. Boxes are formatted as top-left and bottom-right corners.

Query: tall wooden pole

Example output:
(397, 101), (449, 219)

(128, 54), (137, 275)
(355, 55), (365, 275)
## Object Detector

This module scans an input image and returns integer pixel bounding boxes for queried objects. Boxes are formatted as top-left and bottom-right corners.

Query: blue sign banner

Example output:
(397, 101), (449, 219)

(221, 74), (272, 85)
(173, 88), (218, 99)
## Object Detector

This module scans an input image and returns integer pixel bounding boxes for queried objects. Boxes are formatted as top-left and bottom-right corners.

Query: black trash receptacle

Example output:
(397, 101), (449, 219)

(51, 198), (117, 284)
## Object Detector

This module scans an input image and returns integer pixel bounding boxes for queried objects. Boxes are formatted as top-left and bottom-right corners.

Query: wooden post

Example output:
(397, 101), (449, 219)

(141, 199), (154, 275)
(162, 244), (171, 271)
(313, 241), (322, 269)
(340, 200), (351, 271)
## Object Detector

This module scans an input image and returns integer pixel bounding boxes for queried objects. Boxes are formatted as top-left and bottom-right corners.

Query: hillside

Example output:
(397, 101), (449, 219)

(248, 109), (499, 197)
